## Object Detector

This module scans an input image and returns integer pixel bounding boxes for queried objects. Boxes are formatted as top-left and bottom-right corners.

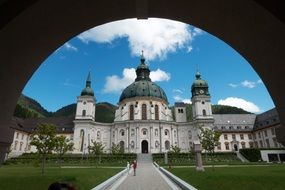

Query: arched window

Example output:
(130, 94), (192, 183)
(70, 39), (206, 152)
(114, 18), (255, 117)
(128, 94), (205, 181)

(142, 128), (147, 136)
(155, 128), (158, 136)
(249, 141), (254, 148)
(202, 109), (206, 116)
(155, 105), (159, 120)
(225, 142), (229, 150)
(82, 110), (86, 116)
(142, 104), (147, 120)
(97, 131), (101, 139)
(120, 129), (125, 136)
(80, 129), (85, 152)
(119, 141), (125, 152)
(129, 105), (134, 120)
(165, 140), (170, 150)
(164, 129), (169, 137)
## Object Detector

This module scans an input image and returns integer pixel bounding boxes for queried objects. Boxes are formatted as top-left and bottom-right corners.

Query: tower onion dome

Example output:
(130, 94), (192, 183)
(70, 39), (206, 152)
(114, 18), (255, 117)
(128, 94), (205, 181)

(191, 71), (209, 96)
(81, 72), (94, 96)
(119, 53), (168, 103)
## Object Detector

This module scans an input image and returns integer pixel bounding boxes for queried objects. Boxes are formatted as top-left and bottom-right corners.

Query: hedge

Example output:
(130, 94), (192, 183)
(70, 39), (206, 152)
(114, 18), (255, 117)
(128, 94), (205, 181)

(239, 148), (261, 162)
(5, 153), (137, 166)
(152, 152), (241, 165)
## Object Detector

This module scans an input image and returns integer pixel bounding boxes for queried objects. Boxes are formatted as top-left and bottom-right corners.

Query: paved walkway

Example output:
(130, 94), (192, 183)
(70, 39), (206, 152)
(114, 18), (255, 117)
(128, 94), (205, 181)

(114, 154), (179, 190)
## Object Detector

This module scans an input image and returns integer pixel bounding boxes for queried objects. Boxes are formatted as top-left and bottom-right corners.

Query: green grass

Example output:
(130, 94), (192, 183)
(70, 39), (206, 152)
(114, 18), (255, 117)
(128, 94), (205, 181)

(168, 165), (285, 190)
(0, 166), (122, 190)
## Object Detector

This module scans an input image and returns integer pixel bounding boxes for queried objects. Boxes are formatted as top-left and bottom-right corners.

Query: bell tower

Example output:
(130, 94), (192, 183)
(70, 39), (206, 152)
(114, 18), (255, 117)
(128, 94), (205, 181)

(191, 71), (213, 121)
(75, 72), (96, 121)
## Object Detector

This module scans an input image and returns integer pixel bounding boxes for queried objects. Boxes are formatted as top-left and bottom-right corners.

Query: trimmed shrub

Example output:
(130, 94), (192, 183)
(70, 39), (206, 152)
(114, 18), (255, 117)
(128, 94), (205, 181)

(239, 148), (261, 162)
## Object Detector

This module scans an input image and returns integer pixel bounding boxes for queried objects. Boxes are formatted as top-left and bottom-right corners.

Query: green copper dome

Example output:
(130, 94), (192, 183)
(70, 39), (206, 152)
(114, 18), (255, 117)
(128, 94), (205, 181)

(191, 71), (208, 89)
(81, 72), (94, 96)
(119, 53), (168, 103)
(191, 71), (210, 97)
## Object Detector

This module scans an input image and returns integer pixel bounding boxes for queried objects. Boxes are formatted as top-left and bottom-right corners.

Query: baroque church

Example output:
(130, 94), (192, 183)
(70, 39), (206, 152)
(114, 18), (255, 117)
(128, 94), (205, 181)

(9, 55), (284, 158)
(73, 54), (213, 154)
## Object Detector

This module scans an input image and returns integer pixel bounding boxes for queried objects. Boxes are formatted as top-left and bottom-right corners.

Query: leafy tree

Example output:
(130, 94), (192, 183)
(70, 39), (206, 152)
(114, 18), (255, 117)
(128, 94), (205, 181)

(88, 141), (105, 165)
(198, 127), (221, 166)
(88, 141), (104, 155)
(30, 123), (57, 174)
(54, 135), (74, 165)
(170, 145), (181, 154)
(110, 143), (121, 154)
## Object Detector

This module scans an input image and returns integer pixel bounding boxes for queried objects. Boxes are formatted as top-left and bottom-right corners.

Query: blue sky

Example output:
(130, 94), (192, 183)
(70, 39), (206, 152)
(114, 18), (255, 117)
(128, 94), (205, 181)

(23, 18), (275, 113)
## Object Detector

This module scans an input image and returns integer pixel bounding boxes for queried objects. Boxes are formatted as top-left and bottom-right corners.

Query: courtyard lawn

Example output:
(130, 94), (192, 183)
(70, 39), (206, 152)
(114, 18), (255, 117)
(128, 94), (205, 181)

(168, 165), (285, 190)
(0, 166), (122, 190)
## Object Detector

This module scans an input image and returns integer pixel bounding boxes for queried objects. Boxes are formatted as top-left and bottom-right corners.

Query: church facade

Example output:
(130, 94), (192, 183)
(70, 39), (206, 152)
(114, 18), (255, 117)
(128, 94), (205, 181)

(8, 56), (284, 158)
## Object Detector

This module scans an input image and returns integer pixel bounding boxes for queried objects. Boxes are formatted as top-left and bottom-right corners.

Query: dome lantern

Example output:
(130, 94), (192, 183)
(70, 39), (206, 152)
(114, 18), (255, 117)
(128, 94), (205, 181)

(119, 53), (168, 103)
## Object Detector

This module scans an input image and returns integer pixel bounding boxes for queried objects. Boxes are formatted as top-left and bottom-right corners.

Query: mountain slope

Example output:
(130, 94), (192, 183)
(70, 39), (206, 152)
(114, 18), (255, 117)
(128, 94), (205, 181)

(174, 104), (251, 122)
(14, 94), (251, 123)
(17, 94), (52, 117)
(53, 103), (77, 117)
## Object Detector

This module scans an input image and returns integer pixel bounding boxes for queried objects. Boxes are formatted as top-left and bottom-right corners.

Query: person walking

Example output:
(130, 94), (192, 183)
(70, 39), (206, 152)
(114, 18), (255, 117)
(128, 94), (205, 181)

(126, 161), (130, 174)
(132, 160), (137, 176)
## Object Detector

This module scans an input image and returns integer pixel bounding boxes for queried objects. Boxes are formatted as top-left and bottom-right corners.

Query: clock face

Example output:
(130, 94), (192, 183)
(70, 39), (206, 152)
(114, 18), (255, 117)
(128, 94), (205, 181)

(199, 89), (204, 94)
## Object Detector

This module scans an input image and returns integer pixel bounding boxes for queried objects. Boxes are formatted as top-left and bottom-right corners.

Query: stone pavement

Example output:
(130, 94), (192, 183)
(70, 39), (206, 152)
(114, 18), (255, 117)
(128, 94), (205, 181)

(114, 154), (180, 190)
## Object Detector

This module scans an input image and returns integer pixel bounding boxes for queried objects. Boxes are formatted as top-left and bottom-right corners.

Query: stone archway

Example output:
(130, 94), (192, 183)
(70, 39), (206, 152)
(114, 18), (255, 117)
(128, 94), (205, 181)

(0, 0), (284, 163)
(141, 140), (148, 153)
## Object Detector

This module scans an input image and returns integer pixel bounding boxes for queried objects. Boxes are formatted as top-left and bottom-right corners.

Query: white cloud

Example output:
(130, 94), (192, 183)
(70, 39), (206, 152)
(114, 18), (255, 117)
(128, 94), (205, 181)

(229, 83), (238, 88)
(217, 97), (261, 113)
(103, 68), (170, 93)
(150, 69), (170, 82)
(63, 42), (78, 51)
(78, 18), (201, 60)
(103, 68), (136, 93)
(173, 89), (183, 94)
(241, 80), (256, 88)
(229, 79), (263, 89)
(257, 79), (263, 84)
(173, 95), (191, 104)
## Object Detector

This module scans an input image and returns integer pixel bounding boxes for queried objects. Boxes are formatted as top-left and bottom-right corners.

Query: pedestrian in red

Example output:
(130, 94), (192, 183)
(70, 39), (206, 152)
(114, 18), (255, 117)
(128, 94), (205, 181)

(132, 160), (137, 176)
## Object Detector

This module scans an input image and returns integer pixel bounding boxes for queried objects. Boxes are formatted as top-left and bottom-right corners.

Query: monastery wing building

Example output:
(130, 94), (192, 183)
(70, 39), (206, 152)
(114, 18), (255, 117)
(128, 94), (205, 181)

(9, 55), (284, 157)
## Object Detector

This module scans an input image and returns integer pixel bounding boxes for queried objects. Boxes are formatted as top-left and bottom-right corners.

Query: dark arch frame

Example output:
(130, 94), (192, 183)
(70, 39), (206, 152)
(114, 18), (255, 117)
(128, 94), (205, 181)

(0, 0), (284, 162)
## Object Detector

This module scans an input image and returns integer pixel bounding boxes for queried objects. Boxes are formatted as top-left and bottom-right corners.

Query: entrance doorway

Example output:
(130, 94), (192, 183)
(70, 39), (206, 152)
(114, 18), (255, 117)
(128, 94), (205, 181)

(234, 144), (238, 151)
(141, 140), (148, 153)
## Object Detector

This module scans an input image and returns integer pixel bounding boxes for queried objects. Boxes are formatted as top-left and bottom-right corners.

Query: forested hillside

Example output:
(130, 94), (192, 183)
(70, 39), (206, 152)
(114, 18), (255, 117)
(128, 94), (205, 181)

(14, 94), (251, 123)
